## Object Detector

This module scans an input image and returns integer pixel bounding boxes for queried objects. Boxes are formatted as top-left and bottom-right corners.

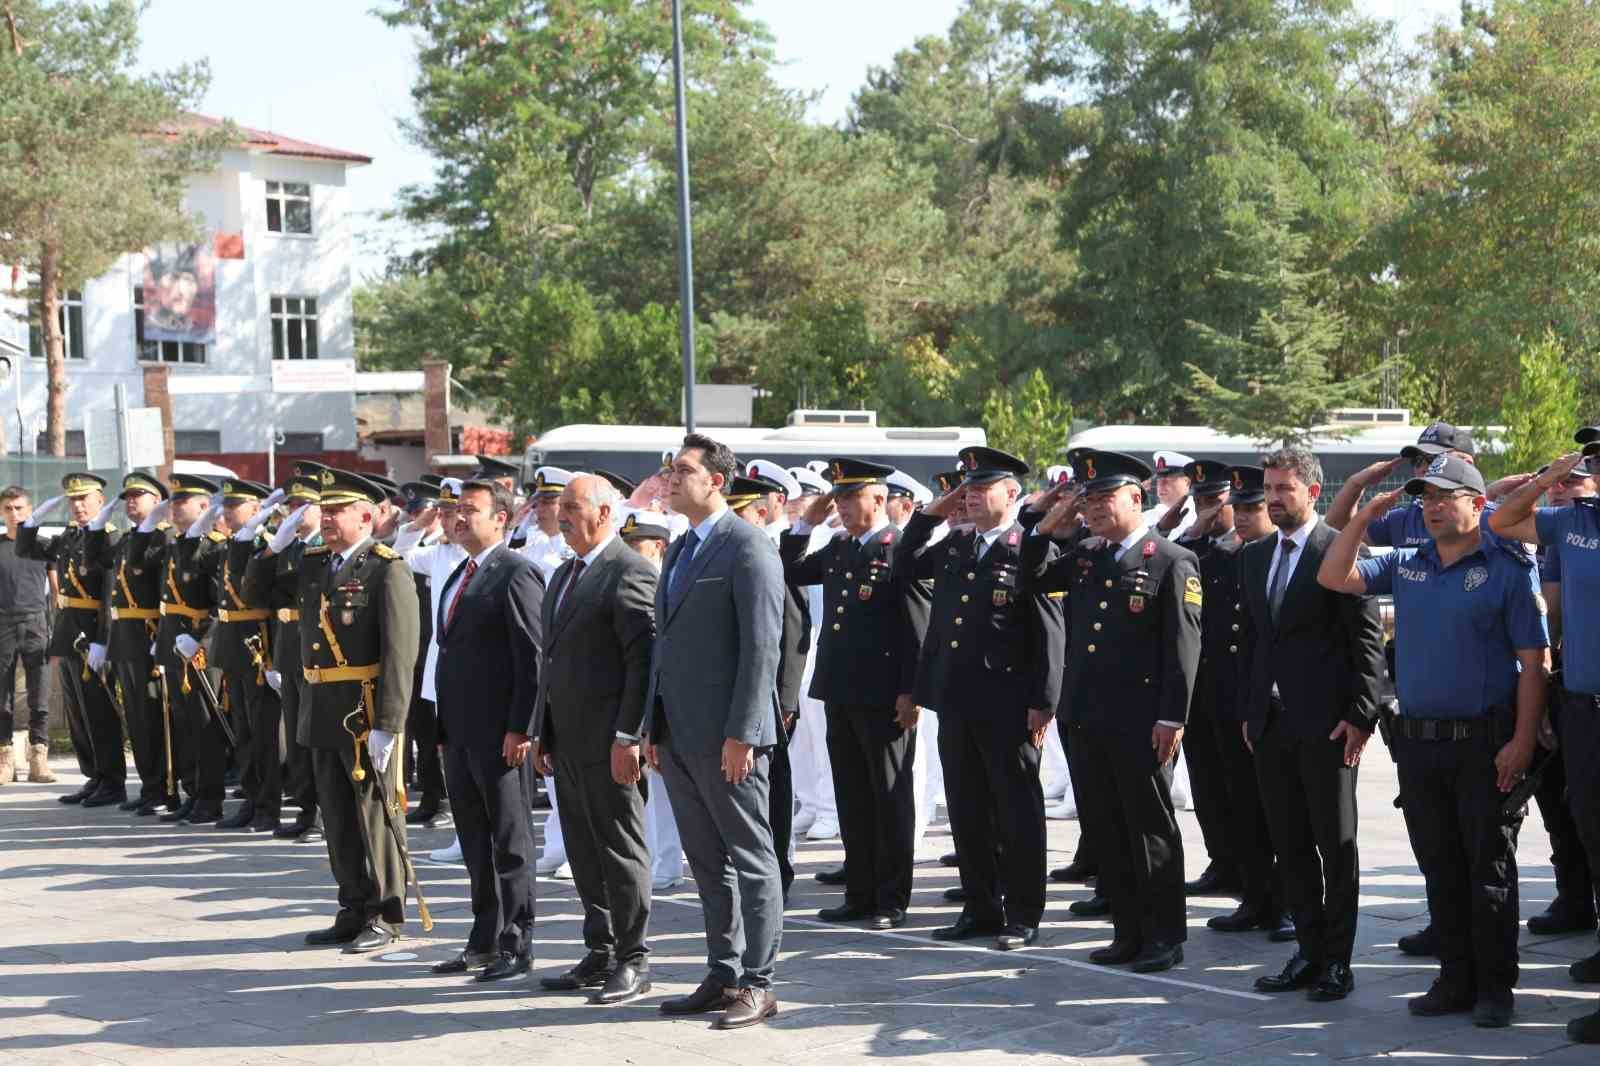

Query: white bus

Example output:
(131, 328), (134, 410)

(522, 411), (986, 488)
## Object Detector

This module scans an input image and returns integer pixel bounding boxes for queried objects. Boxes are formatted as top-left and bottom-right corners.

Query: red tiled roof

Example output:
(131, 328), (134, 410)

(161, 113), (372, 165)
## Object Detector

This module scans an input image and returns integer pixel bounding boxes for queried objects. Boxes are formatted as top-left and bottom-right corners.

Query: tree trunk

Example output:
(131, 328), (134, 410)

(40, 239), (67, 457)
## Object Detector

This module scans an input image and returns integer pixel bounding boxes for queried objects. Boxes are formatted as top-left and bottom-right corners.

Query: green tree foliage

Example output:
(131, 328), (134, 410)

(0, 0), (225, 454)
(1477, 331), (1584, 480)
(982, 368), (1073, 477)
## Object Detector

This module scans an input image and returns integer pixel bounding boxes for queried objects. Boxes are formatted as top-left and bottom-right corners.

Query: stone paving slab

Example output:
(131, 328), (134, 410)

(2, 741), (1597, 1064)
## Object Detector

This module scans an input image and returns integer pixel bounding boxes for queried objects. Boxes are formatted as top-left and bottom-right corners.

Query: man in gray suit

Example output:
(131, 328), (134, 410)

(532, 474), (658, 1005)
(643, 434), (786, 1030)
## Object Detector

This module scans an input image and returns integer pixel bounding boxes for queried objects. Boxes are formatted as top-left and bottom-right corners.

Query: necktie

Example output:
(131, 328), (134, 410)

(556, 559), (586, 617)
(1268, 537), (1296, 620)
(668, 530), (699, 596)
(446, 559), (477, 630)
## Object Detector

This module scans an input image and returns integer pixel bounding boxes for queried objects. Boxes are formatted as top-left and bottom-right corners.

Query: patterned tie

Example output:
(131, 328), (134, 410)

(446, 559), (478, 630)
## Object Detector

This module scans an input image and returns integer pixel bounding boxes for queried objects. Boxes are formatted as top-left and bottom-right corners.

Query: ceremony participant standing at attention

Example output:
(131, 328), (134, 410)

(431, 479), (542, 981)
(784, 463), (842, 852)
(533, 475), (657, 1003)
(644, 434), (786, 1030)
(398, 481), (450, 828)
(0, 487), (50, 786)
(291, 470), (419, 954)
(1244, 449), (1386, 1002)
(782, 459), (929, 929)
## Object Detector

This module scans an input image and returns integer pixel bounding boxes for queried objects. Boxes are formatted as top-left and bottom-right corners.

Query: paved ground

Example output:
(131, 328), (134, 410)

(3, 740), (1598, 1066)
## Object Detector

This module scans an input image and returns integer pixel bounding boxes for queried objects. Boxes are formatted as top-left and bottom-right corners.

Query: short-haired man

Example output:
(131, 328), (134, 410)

(1244, 448), (1386, 1002)
(1327, 422), (1484, 547)
(0, 487), (50, 785)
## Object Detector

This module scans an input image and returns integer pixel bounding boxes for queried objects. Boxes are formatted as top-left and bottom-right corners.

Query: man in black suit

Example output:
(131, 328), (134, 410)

(531, 474), (657, 1004)
(431, 480), (544, 981)
(1031, 450), (1202, 973)
(1243, 448), (1386, 1002)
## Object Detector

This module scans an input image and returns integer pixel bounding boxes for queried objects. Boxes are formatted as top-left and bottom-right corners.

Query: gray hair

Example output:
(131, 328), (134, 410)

(570, 474), (619, 513)
(1261, 447), (1323, 488)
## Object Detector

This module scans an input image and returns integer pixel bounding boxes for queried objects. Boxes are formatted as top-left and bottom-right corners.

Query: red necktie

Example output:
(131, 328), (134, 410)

(446, 559), (477, 630)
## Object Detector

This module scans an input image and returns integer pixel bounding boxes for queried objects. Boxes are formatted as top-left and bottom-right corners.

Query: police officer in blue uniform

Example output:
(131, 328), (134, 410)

(1031, 449), (1202, 973)
(1490, 437), (1600, 1043)
(1324, 455), (1549, 1029)
(898, 446), (1064, 951)
(1327, 422), (1487, 548)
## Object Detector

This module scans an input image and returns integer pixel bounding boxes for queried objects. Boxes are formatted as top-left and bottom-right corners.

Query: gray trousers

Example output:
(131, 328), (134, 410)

(659, 740), (784, 989)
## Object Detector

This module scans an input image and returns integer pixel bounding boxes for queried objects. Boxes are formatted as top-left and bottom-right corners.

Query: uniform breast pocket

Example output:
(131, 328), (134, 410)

(333, 589), (369, 626)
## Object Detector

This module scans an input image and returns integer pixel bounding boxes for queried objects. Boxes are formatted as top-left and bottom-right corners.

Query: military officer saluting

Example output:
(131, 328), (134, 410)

(898, 446), (1064, 951)
(287, 469), (420, 953)
(17, 472), (127, 805)
(1031, 449), (1202, 974)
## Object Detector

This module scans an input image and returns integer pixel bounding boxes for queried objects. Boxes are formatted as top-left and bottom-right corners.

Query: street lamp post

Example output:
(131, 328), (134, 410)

(670, 0), (697, 433)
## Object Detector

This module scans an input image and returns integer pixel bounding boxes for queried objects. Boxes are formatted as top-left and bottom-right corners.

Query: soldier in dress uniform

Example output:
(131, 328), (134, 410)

(398, 480), (450, 826)
(898, 446), (1064, 951)
(782, 459), (930, 928)
(289, 469), (420, 953)
(1031, 448), (1202, 974)
(244, 469), (325, 841)
(18, 472), (127, 805)
(366, 475), (406, 545)
(86, 472), (170, 813)
(514, 467), (575, 580)
(475, 454), (521, 496)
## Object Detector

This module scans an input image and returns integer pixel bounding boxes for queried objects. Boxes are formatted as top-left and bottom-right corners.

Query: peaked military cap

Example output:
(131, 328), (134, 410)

(1402, 421), (1476, 459)
(1183, 459), (1231, 496)
(619, 509), (671, 541)
(121, 472), (168, 500)
(826, 457), (894, 494)
(594, 469), (637, 497)
(1227, 466), (1266, 505)
(60, 472), (107, 497)
(1405, 454), (1487, 496)
(957, 446), (1029, 485)
(317, 468), (386, 507)
(1069, 449), (1151, 495)
(169, 473), (219, 498)
(475, 453), (520, 480)
(531, 466), (573, 497)
(285, 475), (321, 504)
(221, 478), (272, 501)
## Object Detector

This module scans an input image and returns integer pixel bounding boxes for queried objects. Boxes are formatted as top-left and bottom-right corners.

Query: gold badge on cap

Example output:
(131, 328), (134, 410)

(320, 470), (335, 487)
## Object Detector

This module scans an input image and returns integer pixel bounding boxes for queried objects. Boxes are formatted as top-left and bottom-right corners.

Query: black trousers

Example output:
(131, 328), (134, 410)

(113, 658), (168, 798)
(1396, 732), (1522, 994)
(1537, 712), (1596, 920)
(57, 656), (125, 785)
(313, 743), (407, 931)
(163, 652), (226, 806)
(1183, 690), (1231, 873)
(449, 744), (538, 954)
(1058, 723), (1094, 869)
(1213, 710), (1279, 911)
(1069, 722), (1187, 946)
(406, 696), (446, 812)
(1254, 713), (1361, 966)
(941, 704), (1045, 928)
(227, 675), (281, 819)
(0, 612), (49, 748)
(770, 739), (795, 898)
(826, 703), (916, 914)
(280, 668), (318, 825)
(1560, 691), (1600, 934)
(551, 749), (649, 962)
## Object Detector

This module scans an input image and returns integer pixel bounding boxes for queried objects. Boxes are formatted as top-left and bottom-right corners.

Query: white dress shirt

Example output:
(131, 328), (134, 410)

(1265, 512), (1319, 597)
(401, 536), (468, 702)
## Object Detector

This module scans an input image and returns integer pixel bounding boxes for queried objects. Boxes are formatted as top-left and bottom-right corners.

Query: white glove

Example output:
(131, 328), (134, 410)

(234, 500), (277, 542)
(393, 521), (425, 553)
(87, 498), (120, 532)
(138, 499), (171, 534)
(174, 634), (200, 661)
(367, 728), (396, 774)
(149, 640), (157, 657)
(260, 487), (287, 511)
(23, 494), (65, 528)
(86, 642), (108, 671)
(269, 505), (309, 553)
(264, 670), (282, 694)
(186, 494), (225, 539)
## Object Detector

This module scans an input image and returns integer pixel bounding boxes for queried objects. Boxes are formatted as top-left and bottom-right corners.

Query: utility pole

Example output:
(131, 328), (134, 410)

(670, 0), (697, 433)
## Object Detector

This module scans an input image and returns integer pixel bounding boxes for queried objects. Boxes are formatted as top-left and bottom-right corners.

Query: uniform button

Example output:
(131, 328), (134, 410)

(1105, 579), (1113, 588)
(966, 572), (975, 580)
(1231, 623), (1240, 631)
(312, 642), (321, 651)
(1099, 601), (1108, 610)
(950, 640), (959, 649)
(1234, 603), (1241, 611)
(1087, 644), (1097, 653)
(1228, 644), (1238, 653)
(960, 594), (969, 603)
(1144, 677), (1152, 685)
(841, 589), (849, 597)
(836, 606), (845, 614)
(832, 623), (841, 632)
(845, 572), (853, 580)
(1092, 622), (1102, 631)
(955, 617), (963, 626)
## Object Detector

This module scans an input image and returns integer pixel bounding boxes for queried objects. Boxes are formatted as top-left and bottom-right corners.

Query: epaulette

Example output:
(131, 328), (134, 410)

(1490, 533), (1535, 570)
(156, 521), (172, 531)
(304, 545), (331, 556)
(372, 543), (400, 560)
(105, 522), (119, 533)
(207, 530), (227, 543)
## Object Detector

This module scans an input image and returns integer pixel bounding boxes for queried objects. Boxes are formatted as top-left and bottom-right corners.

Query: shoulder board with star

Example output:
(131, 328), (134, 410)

(303, 545), (331, 556)
(206, 531), (227, 543)
(372, 543), (400, 560)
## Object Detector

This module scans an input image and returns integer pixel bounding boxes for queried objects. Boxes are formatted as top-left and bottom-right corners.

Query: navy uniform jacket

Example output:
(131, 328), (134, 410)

(293, 538), (419, 751)
(16, 523), (117, 658)
(780, 523), (930, 708)
(1030, 529), (1202, 733)
(1184, 532), (1256, 723)
(896, 511), (1064, 714)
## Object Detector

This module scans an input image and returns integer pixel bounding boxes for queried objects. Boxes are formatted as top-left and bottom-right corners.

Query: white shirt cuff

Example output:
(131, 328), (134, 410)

(1157, 720), (1185, 729)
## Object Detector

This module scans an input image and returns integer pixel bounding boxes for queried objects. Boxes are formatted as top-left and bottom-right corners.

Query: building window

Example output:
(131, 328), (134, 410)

(33, 430), (87, 456)
(279, 431), (324, 452)
(270, 295), (319, 359)
(133, 286), (207, 364)
(27, 291), (85, 360)
(266, 181), (312, 234)
(174, 430), (222, 452)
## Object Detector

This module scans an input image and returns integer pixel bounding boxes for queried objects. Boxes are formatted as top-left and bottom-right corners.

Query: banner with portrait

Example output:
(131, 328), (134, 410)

(142, 241), (217, 344)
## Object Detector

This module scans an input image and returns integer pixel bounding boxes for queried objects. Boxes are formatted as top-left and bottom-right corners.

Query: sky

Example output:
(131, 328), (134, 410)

(134, 0), (1463, 280)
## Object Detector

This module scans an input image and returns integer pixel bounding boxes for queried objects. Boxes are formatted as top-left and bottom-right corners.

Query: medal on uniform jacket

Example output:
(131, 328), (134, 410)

(859, 583), (873, 601)
(1129, 594), (1146, 613)
(993, 588), (1009, 607)
(341, 609), (355, 625)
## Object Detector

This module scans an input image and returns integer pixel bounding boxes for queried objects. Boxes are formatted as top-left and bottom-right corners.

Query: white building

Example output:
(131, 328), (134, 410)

(0, 115), (371, 460)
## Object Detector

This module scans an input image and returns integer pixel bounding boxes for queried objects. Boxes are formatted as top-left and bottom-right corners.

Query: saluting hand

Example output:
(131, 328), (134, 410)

(924, 488), (962, 520)
(801, 492), (836, 528)
(1329, 721), (1370, 768)
(1541, 452), (1587, 488)
(1362, 488), (1405, 521)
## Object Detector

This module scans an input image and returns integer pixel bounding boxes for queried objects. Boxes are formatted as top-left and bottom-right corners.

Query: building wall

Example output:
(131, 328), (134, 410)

(1, 147), (363, 456)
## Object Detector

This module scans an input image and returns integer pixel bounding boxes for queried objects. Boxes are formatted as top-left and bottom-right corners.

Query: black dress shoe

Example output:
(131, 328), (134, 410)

(1050, 859), (1097, 883)
(1184, 862), (1240, 896)
(230, 786), (246, 799)
(1207, 903), (1266, 933)
(118, 796), (143, 811)
(1131, 942), (1183, 973)
(1255, 953), (1320, 994)
(939, 852), (960, 868)
(1570, 948), (1600, 984)
(1473, 990), (1513, 1029)
(1408, 978), (1475, 1017)
(476, 950), (531, 981)
(405, 806), (440, 826)
(249, 813), (279, 832)
(1069, 894), (1111, 918)
(715, 986), (777, 1030)
(432, 949), (496, 974)
(297, 824), (325, 844)
(216, 803), (256, 829)
(869, 910), (907, 931)
(1568, 1007), (1600, 1044)
(1090, 939), (1142, 965)
(995, 925), (1038, 951)
(182, 804), (222, 825)
(274, 819), (315, 839)
(815, 866), (848, 886)
(305, 922), (363, 945)
(81, 784), (128, 808)
(1397, 924), (1439, 957)
(1528, 901), (1598, 936)
(59, 782), (97, 805)
(818, 903), (873, 923)
(1306, 961), (1354, 1001)
(931, 916), (1004, 941)
(592, 959), (650, 1004)
(1266, 913), (1298, 943)
(540, 951), (615, 991)
(943, 886), (966, 903)
(344, 924), (397, 955)
(160, 798), (196, 823)
(659, 974), (737, 1015)
(136, 794), (171, 816)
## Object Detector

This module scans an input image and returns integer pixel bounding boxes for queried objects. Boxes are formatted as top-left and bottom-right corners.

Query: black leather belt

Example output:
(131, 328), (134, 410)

(1394, 716), (1492, 741)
